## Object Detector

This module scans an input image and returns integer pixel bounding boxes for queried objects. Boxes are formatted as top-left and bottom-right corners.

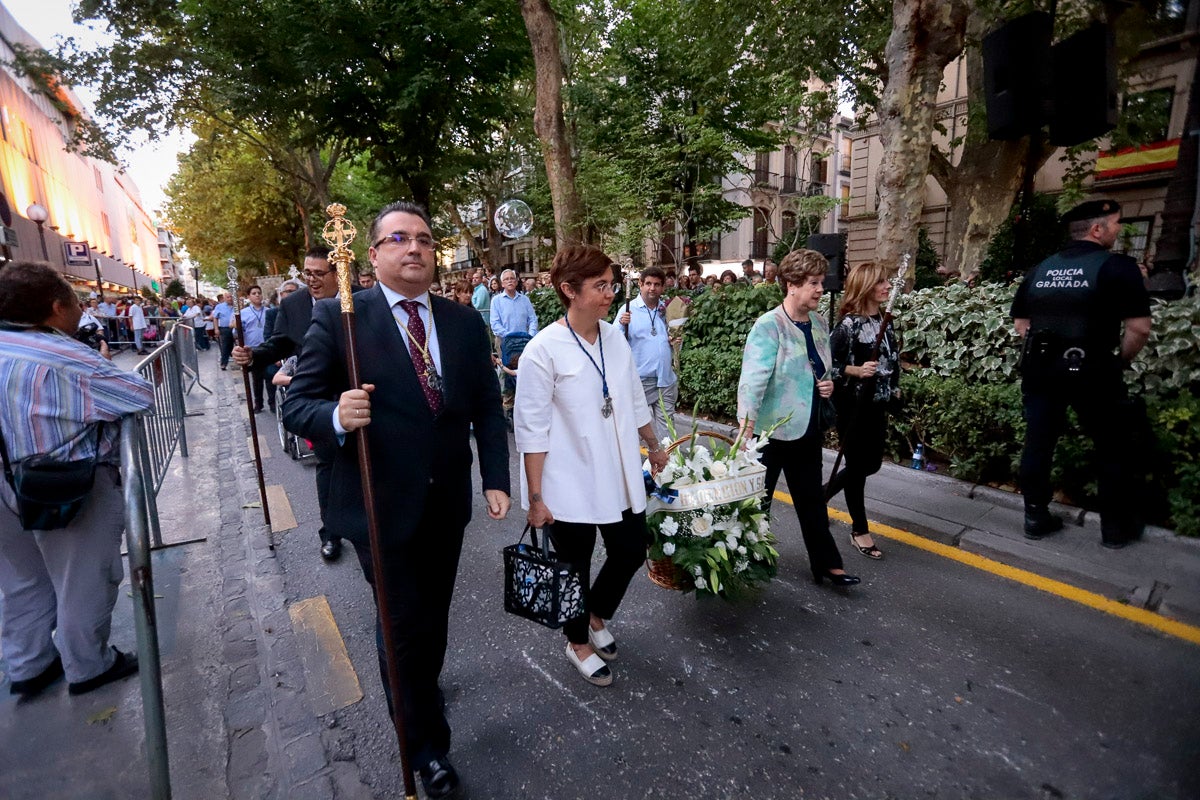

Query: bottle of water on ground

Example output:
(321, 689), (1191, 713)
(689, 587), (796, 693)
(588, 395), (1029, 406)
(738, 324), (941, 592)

(911, 443), (925, 471)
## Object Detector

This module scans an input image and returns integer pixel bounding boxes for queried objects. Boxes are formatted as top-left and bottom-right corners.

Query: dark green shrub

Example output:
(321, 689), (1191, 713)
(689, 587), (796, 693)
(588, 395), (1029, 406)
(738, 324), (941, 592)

(978, 192), (1064, 284)
(678, 344), (743, 420)
(887, 371), (1025, 484)
(684, 281), (781, 346)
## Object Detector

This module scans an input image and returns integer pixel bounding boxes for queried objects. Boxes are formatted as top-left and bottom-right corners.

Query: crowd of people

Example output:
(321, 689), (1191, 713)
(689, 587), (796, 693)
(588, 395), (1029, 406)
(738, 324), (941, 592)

(1, 195), (1152, 799)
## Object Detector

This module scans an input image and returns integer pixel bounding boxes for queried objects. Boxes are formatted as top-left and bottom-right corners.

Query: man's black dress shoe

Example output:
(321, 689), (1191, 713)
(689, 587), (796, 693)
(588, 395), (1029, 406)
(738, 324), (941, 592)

(10, 656), (63, 696)
(320, 539), (342, 561)
(418, 757), (460, 798)
(68, 648), (138, 695)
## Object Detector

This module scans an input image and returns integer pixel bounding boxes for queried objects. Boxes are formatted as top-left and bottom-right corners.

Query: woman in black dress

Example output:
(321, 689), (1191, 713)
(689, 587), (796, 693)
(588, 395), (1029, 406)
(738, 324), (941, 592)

(826, 262), (901, 560)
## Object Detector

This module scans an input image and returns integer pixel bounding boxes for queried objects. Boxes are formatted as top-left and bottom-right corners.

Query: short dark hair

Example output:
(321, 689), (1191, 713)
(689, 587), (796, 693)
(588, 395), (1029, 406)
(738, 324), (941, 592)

(641, 265), (667, 283)
(742, 259), (754, 268)
(368, 201), (434, 245)
(778, 249), (828, 285)
(550, 246), (615, 308)
(304, 245), (331, 261)
(245, 284), (262, 296)
(0, 262), (75, 324)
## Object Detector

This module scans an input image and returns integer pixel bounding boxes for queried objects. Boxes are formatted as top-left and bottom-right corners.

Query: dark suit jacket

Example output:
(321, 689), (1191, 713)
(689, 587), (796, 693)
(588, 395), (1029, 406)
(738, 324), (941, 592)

(281, 287), (510, 546)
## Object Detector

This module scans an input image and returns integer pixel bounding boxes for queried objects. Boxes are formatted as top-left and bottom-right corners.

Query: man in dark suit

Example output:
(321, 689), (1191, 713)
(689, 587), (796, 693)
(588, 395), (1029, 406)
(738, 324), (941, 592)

(232, 246), (351, 561)
(282, 201), (510, 799)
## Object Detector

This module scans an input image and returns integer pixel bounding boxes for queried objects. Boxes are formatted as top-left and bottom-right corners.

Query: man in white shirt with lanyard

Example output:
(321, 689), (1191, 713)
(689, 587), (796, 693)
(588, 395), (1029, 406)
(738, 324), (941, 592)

(239, 285), (270, 412)
(618, 265), (678, 443)
(129, 296), (149, 355)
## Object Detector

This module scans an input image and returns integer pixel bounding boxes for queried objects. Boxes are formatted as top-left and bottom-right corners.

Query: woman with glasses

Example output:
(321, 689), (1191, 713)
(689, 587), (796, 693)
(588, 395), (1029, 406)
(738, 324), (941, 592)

(515, 245), (668, 687)
(825, 262), (900, 560)
(737, 249), (859, 589)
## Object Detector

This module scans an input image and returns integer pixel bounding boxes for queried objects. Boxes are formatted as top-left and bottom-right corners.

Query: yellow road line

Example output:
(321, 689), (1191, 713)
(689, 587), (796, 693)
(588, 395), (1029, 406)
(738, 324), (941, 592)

(773, 489), (1200, 647)
(265, 485), (298, 533)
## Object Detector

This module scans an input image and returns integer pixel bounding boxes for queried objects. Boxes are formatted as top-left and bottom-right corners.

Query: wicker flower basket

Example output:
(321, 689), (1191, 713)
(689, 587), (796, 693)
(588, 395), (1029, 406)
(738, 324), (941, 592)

(645, 431), (766, 592)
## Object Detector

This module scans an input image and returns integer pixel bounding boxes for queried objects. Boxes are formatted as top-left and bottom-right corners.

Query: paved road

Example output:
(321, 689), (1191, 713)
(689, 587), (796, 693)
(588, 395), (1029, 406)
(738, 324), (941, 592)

(6, 348), (1192, 800)
(255, 385), (1200, 800)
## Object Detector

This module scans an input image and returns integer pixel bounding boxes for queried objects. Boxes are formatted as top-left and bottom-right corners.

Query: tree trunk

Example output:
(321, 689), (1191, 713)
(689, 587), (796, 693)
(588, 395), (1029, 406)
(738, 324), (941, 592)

(875, 0), (969, 287)
(519, 0), (586, 249)
(930, 9), (1055, 281)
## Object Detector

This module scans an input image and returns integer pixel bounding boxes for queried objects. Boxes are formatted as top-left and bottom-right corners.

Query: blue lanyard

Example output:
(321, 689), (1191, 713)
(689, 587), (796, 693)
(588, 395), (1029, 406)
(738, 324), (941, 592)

(643, 303), (658, 335)
(564, 316), (611, 412)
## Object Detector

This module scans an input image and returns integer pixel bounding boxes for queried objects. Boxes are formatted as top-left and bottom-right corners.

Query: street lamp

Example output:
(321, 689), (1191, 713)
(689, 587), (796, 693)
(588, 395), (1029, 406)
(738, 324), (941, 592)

(25, 202), (49, 261)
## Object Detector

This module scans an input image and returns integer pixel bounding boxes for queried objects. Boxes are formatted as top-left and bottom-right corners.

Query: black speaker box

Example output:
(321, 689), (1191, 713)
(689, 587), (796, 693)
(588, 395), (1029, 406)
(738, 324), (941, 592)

(1050, 24), (1118, 146)
(806, 233), (846, 292)
(983, 12), (1053, 140)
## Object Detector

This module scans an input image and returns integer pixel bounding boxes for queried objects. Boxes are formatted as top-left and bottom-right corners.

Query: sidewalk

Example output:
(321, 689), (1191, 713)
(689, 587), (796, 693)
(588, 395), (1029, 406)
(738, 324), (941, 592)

(681, 413), (1200, 629)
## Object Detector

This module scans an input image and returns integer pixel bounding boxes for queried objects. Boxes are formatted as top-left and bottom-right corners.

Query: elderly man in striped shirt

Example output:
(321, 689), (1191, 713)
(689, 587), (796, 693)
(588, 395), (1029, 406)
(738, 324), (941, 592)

(0, 262), (154, 697)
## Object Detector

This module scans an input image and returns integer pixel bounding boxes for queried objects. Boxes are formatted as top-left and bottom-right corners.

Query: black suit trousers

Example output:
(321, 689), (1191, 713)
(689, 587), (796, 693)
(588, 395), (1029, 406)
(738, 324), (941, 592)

(760, 428), (844, 575)
(351, 480), (466, 766)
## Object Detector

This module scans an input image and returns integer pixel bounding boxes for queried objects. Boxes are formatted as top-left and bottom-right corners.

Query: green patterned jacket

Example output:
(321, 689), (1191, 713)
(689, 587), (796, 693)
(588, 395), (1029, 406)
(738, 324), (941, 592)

(737, 305), (831, 441)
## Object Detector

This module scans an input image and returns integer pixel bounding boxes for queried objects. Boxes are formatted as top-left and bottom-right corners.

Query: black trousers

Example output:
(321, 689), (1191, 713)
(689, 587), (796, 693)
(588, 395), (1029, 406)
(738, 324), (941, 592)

(351, 497), (466, 767)
(248, 363), (268, 409)
(761, 431), (844, 575)
(218, 327), (234, 366)
(825, 402), (887, 534)
(313, 453), (339, 545)
(549, 508), (649, 645)
(1019, 370), (1142, 542)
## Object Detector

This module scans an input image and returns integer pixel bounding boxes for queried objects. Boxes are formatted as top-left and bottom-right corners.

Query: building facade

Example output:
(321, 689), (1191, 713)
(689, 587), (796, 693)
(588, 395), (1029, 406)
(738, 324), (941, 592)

(842, 7), (1199, 273)
(0, 3), (161, 296)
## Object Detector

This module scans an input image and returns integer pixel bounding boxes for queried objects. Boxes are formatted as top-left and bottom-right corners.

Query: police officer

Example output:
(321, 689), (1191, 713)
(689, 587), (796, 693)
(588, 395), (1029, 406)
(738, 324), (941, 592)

(1010, 199), (1152, 548)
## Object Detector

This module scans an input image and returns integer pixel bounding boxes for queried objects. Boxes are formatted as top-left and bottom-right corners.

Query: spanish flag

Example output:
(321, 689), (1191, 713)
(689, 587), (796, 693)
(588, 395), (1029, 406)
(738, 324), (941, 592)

(1096, 139), (1180, 179)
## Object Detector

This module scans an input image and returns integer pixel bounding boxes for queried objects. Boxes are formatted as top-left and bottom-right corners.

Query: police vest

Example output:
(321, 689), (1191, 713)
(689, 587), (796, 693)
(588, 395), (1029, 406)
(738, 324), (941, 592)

(1023, 248), (1109, 344)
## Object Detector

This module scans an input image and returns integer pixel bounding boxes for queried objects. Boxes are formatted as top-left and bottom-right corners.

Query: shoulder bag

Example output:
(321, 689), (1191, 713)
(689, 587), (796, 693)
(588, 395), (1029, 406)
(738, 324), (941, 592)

(0, 422), (104, 531)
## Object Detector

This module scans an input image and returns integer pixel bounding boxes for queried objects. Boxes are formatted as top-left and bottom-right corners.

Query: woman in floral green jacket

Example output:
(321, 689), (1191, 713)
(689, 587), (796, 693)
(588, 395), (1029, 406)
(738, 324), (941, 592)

(737, 249), (859, 588)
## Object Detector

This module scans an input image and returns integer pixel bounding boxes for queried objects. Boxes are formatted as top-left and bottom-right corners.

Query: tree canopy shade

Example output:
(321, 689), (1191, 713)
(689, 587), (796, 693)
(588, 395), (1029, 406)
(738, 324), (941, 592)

(58, 0), (532, 214)
(163, 122), (306, 281)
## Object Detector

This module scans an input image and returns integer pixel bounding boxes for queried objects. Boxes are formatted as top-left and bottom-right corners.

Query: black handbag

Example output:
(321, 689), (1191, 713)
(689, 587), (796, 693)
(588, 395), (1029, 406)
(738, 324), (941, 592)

(0, 422), (103, 531)
(502, 523), (587, 629)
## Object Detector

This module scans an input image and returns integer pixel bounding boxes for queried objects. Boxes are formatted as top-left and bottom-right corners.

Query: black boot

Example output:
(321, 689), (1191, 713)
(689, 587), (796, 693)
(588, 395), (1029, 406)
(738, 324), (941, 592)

(1024, 505), (1064, 540)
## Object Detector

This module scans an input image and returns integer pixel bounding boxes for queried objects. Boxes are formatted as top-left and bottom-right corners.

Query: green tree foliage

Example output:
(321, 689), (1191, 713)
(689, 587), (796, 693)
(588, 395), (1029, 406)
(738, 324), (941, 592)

(978, 193), (1065, 284)
(59, 0), (531, 215)
(164, 125), (305, 279)
(163, 279), (186, 299)
(568, 0), (831, 262)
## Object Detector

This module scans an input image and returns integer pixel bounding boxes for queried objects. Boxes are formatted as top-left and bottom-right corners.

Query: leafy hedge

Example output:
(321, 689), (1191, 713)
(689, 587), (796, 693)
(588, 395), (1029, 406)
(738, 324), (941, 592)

(675, 278), (1200, 535)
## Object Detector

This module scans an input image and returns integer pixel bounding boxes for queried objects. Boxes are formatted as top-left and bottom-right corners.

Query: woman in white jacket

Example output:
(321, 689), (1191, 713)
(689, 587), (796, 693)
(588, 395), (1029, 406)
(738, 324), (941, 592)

(515, 246), (667, 688)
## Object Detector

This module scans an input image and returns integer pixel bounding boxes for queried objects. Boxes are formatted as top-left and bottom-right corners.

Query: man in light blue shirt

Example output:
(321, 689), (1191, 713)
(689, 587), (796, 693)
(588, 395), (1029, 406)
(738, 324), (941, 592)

(239, 286), (271, 411)
(617, 265), (677, 443)
(489, 268), (538, 342)
(470, 268), (491, 326)
(212, 293), (236, 369)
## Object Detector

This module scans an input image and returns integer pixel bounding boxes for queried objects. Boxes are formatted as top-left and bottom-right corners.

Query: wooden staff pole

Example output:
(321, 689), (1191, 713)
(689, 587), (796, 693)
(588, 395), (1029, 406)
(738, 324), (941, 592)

(322, 204), (418, 800)
(227, 260), (273, 536)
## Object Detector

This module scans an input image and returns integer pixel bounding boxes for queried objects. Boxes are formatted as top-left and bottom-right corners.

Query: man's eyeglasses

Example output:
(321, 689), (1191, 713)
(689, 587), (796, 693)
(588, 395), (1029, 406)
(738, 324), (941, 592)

(303, 269), (333, 280)
(372, 232), (436, 250)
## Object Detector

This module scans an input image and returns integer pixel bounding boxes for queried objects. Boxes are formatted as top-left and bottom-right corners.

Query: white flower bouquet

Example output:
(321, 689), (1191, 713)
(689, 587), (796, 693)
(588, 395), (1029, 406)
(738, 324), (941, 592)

(644, 415), (787, 599)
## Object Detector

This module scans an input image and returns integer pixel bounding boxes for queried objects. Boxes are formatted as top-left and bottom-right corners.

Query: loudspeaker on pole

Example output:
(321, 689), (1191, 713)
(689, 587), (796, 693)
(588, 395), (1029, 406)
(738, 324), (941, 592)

(982, 12), (1053, 141)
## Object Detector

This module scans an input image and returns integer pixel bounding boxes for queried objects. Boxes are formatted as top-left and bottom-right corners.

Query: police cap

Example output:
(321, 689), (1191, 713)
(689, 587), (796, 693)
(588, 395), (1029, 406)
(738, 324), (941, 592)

(1062, 199), (1121, 224)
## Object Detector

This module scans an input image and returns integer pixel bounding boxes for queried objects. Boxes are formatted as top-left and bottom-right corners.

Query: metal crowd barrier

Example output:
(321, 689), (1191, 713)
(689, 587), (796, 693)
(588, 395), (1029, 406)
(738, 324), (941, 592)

(168, 323), (213, 398)
(131, 333), (190, 548)
(120, 415), (172, 800)
(120, 322), (202, 798)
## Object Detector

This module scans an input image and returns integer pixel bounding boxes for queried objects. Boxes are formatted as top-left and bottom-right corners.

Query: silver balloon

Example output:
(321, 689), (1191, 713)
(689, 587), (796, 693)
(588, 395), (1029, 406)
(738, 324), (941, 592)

(493, 199), (533, 239)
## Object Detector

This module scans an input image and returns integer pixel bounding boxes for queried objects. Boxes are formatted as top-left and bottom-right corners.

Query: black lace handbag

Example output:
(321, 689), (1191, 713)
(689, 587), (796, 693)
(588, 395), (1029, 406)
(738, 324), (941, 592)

(502, 523), (586, 629)
(0, 423), (103, 531)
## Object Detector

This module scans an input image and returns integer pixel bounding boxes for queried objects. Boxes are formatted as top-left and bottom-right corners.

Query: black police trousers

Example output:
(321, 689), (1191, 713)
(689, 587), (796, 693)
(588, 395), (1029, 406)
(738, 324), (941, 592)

(1019, 369), (1143, 543)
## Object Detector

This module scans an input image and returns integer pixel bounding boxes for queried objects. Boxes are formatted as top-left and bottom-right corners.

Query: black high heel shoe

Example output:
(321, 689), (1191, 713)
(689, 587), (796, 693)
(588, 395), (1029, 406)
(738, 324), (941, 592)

(813, 569), (861, 587)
